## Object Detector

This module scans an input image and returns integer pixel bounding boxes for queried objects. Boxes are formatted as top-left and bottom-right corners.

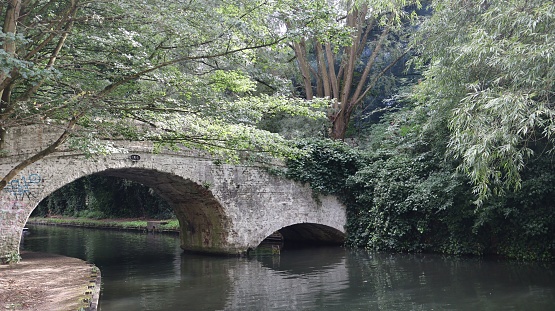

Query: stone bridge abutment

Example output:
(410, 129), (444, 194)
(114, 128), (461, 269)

(0, 127), (347, 262)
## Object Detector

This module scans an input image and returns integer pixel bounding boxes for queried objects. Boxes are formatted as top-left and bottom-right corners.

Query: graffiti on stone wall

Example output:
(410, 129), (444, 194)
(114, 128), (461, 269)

(4, 173), (42, 200)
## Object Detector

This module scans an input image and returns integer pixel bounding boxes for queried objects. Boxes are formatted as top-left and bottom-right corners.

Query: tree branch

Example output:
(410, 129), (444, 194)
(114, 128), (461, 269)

(353, 48), (409, 105)
(340, 9), (358, 106)
(98, 37), (286, 98)
(23, 11), (72, 61)
(350, 25), (390, 107)
(315, 41), (330, 98)
(0, 112), (82, 190)
(324, 43), (339, 102)
(291, 38), (314, 100)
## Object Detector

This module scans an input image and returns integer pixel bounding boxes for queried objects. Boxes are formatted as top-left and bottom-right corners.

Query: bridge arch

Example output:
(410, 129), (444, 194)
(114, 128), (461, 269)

(35, 167), (232, 254)
(253, 221), (346, 251)
(274, 223), (345, 245)
(0, 128), (347, 261)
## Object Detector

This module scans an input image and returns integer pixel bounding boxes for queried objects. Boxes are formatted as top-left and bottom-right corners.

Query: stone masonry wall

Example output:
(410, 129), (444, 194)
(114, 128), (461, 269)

(0, 126), (347, 260)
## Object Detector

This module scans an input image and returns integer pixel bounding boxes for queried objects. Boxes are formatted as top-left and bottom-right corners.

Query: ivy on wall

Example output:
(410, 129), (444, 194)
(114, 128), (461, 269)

(285, 109), (555, 261)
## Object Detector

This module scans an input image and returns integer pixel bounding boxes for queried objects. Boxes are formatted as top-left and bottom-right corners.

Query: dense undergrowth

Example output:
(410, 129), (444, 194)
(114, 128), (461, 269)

(285, 108), (555, 261)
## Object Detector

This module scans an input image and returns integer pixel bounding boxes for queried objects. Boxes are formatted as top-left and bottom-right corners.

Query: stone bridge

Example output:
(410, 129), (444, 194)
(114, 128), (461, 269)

(0, 126), (346, 262)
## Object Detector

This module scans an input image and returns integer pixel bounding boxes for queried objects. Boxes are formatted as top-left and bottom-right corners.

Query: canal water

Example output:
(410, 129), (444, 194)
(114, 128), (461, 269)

(22, 224), (555, 310)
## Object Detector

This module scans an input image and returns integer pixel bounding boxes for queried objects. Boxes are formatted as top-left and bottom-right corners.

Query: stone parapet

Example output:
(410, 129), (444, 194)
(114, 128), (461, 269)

(0, 126), (347, 260)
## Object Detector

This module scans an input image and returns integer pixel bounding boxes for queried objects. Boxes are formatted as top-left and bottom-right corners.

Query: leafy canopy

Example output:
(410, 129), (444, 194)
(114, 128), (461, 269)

(413, 0), (555, 203)
(280, 0), (421, 139)
(0, 0), (329, 168)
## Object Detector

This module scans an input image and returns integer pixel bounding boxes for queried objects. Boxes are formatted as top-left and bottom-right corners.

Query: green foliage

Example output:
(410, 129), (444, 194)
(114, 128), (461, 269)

(472, 145), (555, 260)
(0, 251), (21, 265)
(344, 108), (479, 254)
(285, 139), (367, 195)
(33, 176), (174, 220)
(0, 0), (333, 181)
(413, 0), (555, 203)
(209, 70), (256, 94)
(258, 112), (328, 140)
(159, 220), (180, 231)
(286, 106), (555, 260)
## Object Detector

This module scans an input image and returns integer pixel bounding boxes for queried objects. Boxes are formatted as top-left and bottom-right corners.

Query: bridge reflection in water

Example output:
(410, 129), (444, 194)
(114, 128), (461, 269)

(22, 224), (555, 311)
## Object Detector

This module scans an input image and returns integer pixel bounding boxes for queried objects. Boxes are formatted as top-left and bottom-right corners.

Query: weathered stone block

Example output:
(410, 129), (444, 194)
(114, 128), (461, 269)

(0, 126), (347, 260)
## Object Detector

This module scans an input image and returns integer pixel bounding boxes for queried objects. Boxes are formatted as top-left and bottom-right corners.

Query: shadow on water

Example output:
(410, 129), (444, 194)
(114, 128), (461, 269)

(21, 224), (555, 311)
(21, 224), (178, 265)
(256, 244), (347, 274)
(343, 251), (555, 311)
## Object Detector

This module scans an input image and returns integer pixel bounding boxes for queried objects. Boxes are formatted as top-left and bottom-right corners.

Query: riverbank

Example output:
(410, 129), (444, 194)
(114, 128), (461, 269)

(27, 217), (180, 233)
(0, 251), (100, 311)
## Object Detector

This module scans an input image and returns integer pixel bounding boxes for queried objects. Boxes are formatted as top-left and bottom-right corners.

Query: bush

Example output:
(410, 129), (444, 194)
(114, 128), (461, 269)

(285, 108), (555, 260)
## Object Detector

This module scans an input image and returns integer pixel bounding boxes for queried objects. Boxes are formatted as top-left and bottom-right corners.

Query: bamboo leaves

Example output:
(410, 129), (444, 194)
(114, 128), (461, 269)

(414, 0), (555, 203)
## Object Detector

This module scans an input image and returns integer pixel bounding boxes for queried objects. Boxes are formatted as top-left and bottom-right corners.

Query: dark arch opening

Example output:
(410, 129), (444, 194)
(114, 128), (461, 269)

(255, 223), (345, 254)
(277, 223), (345, 246)
(29, 167), (231, 254)
(32, 174), (174, 220)
(252, 223), (344, 256)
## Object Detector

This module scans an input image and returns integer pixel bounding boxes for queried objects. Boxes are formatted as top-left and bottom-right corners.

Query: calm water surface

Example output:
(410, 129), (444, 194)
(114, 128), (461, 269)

(22, 224), (555, 310)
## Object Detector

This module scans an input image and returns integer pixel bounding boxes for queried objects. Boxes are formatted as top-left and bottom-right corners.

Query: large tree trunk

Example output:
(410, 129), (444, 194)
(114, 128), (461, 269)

(0, 0), (20, 87)
(315, 42), (331, 98)
(292, 39), (313, 100)
(0, 0), (21, 150)
(330, 112), (349, 140)
(286, 4), (409, 140)
(1, 0), (20, 61)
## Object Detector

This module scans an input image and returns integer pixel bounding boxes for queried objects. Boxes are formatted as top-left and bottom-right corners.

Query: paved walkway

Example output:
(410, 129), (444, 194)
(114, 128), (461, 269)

(0, 251), (100, 311)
